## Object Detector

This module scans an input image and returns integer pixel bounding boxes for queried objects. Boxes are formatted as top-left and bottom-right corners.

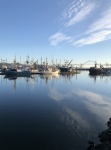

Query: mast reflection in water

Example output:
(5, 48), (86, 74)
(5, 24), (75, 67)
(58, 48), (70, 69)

(0, 71), (111, 150)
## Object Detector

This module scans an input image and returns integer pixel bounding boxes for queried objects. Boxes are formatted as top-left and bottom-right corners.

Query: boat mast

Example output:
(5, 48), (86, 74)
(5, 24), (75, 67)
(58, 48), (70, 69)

(41, 57), (42, 67)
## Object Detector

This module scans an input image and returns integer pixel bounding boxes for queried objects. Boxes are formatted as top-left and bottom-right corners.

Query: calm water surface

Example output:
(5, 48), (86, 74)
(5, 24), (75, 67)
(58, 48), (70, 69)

(0, 71), (111, 150)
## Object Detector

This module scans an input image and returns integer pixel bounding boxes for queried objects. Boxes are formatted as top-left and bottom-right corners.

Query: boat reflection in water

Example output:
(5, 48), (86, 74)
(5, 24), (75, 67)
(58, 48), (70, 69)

(3, 74), (61, 92)
(4, 74), (31, 82)
(38, 73), (78, 86)
(4, 75), (31, 93)
(39, 73), (60, 79)
(4, 75), (17, 80)
(89, 73), (111, 83)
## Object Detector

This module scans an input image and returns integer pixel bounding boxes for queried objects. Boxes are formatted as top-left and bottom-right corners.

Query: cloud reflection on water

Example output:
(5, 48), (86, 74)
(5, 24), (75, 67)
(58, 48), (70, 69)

(49, 87), (111, 121)
(49, 87), (111, 132)
(73, 89), (111, 122)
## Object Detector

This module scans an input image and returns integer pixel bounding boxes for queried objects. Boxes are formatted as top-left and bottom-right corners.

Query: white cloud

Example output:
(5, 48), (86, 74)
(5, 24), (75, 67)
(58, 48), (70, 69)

(74, 6), (111, 45)
(49, 0), (96, 46)
(74, 30), (111, 46)
(87, 8), (111, 34)
(62, 0), (95, 27)
(49, 32), (72, 46)
(49, 1), (111, 46)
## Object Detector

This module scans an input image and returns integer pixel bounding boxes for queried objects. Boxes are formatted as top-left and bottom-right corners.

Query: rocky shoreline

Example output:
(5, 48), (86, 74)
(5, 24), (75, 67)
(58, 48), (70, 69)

(87, 118), (111, 150)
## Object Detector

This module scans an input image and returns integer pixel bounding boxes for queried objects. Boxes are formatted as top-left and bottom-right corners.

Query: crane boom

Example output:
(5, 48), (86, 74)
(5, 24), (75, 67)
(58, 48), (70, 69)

(67, 60), (73, 67)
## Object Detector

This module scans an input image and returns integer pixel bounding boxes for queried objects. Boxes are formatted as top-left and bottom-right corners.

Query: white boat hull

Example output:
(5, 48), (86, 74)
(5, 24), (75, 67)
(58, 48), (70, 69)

(31, 69), (39, 74)
(39, 69), (60, 75)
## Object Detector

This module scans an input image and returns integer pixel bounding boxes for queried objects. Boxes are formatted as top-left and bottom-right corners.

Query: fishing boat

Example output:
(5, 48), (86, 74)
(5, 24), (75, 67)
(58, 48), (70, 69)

(102, 68), (111, 75)
(59, 60), (73, 72)
(39, 67), (60, 75)
(30, 69), (39, 74)
(89, 63), (103, 75)
(89, 67), (102, 75)
(4, 67), (31, 76)
(0, 62), (8, 74)
(52, 68), (60, 74)
(29, 60), (39, 74)
(38, 62), (60, 75)
(39, 68), (52, 75)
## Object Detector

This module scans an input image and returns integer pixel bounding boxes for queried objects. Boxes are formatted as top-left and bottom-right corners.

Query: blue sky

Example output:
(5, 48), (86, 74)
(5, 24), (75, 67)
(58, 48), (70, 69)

(0, 0), (111, 66)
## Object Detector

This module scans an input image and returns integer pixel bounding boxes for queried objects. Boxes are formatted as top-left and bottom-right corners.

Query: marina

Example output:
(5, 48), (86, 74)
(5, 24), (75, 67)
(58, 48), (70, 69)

(1, 59), (111, 76)
(1, 0), (111, 149)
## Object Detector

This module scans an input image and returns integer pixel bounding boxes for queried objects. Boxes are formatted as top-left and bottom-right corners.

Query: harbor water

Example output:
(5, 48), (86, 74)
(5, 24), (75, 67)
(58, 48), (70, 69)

(0, 71), (111, 150)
